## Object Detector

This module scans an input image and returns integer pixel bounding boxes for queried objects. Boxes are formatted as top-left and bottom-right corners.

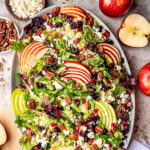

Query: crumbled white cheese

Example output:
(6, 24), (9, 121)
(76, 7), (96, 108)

(120, 92), (129, 103)
(94, 139), (102, 148)
(21, 127), (26, 132)
(52, 132), (57, 138)
(61, 101), (67, 107)
(82, 126), (87, 132)
(116, 65), (121, 71)
(52, 81), (63, 90)
(9, 0), (43, 19)
(87, 132), (95, 139)
(87, 96), (92, 100)
(32, 33), (45, 43)
(77, 136), (84, 145)
(36, 134), (48, 147)
(63, 130), (69, 136)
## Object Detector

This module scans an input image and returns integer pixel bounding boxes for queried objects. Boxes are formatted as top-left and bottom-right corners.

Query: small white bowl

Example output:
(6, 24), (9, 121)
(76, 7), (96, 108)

(0, 16), (19, 54)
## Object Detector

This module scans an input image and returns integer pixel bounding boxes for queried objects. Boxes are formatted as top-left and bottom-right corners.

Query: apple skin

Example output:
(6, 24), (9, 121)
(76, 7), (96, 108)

(138, 63), (150, 96)
(99, 0), (133, 18)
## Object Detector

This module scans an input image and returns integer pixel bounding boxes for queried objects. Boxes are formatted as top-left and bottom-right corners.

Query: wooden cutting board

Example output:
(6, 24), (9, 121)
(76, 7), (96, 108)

(0, 108), (21, 150)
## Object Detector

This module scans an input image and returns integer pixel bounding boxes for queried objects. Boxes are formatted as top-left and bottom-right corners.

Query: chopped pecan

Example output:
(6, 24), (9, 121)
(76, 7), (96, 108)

(57, 123), (66, 131)
(68, 134), (78, 140)
(36, 28), (43, 36)
(119, 104), (126, 112)
(25, 129), (32, 139)
(75, 145), (82, 150)
(27, 100), (35, 109)
(87, 14), (93, 26)
(107, 130), (113, 136)
(95, 125), (103, 134)
(55, 32), (63, 39)
(76, 28), (82, 32)
(51, 7), (60, 15)
(65, 97), (72, 105)
(76, 54), (85, 61)
(97, 71), (103, 82)
(105, 98), (111, 104)
(85, 101), (91, 110)
(103, 29), (110, 38)
(90, 144), (98, 150)
(42, 14), (50, 19)
(46, 57), (53, 64)
(45, 72), (55, 80)
(8, 21), (14, 29)
(110, 70), (119, 77)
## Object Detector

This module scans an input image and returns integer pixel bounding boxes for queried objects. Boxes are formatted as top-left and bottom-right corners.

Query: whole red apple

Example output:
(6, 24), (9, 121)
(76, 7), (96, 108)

(99, 0), (133, 18)
(138, 63), (150, 96)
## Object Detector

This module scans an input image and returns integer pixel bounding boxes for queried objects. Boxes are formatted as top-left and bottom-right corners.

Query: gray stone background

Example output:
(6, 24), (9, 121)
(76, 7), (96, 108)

(0, 0), (150, 145)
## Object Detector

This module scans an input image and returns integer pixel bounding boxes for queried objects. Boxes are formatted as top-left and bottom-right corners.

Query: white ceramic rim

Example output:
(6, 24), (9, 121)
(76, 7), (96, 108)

(0, 16), (19, 54)
(10, 5), (135, 149)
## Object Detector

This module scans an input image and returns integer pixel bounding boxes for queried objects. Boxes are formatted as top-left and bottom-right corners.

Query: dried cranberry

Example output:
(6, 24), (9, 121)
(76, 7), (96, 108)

(51, 122), (57, 127)
(94, 109), (98, 114)
(106, 39), (114, 44)
(90, 112), (94, 116)
(90, 79), (94, 83)
(74, 38), (80, 44)
(89, 65), (93, 69)
(111, 123), (116, 128)
(71, 47), (79, 55)
(80, 131), (87, 136)
(81, 45), (87, 51)
(87, 54), (93, 58)
(56, 49), (59, 54)
(55, 101), (60, 105)
(82, 99), (86, 104)
(55, 22), (63, 28)
(70, 22), (77, 29)
(66, 16), (73, 23)
(34, 146), (39, 150)
(98, 25), (103, 32)
(76, 21), (83, 28)
(48, 22), (54, 28)
(89, 139), (94, 143)
(59, 13), (67, 18)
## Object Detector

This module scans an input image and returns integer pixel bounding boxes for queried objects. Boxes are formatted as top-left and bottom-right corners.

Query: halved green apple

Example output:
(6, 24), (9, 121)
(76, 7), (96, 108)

(95, 101), (117, 130)
(11, 88), (27, 116)
(20, 42), (49, 73)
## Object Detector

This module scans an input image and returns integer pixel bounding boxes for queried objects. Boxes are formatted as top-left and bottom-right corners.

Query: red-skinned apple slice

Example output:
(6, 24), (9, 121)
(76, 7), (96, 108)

(64, 72), (89, 84)
(118, 14), (150, 47)
(67, 69), (91, 82)
(20, 42), (49, 73)
(63, 75), (87, 90)
(97, 43), (121, 65)
(60, 6), (87, 20)
(64, 61), (91, 78)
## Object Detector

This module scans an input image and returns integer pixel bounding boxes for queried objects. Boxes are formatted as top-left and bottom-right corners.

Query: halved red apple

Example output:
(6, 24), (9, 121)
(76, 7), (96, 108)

(60, 6), (87, 20)
(64, 61), (91, 78)
(97, 43), (121, 65)
(67, 69), (91, 82)
(63, 73), (89, 84)
(20, 42), (49, 73)
(118, 14), (150, 47)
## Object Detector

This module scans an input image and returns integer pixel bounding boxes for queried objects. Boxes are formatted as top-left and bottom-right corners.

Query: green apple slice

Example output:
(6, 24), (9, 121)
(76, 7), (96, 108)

(11, 88), (27, 116)
(95, 101), (117, 130)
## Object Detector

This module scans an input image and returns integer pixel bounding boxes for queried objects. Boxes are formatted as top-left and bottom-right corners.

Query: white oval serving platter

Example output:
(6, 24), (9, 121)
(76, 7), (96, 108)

(10, 5), (135, 149)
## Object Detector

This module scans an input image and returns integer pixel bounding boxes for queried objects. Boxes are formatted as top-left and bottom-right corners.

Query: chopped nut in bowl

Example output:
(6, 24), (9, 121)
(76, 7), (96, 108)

(0, 16), (19, 54)
(5, 0), (46, 21)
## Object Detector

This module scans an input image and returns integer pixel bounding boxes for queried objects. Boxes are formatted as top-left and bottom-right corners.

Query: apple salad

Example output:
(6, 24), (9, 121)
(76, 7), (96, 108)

(11, 6), (136, 150)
